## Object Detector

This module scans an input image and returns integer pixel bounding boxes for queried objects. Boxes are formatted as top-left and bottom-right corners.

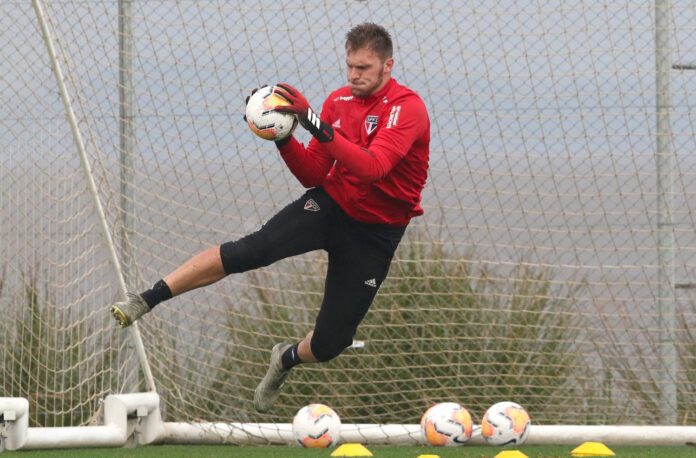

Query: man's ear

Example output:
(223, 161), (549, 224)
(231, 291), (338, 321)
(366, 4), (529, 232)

(384, 57), (394, 73)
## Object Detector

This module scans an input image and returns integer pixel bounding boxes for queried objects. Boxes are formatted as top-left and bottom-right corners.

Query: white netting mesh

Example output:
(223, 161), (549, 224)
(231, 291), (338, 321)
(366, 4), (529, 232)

(3, 0), (696, 429)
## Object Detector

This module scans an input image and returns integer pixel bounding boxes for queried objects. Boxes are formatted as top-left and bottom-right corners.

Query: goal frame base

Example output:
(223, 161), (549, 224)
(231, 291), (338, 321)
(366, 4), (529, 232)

(2, 395), (696, 450)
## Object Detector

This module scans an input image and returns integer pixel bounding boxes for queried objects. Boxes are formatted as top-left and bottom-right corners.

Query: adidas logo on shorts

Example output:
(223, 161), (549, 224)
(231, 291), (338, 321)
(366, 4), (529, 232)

(364, 278), (377, 287)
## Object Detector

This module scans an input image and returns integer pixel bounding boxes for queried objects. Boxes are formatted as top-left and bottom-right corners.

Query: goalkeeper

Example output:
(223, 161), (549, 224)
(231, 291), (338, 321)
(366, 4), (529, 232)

(110, 22), (430, 413)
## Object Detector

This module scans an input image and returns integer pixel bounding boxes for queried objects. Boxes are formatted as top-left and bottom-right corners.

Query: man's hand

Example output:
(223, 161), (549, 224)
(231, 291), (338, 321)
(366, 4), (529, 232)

(273, 83), (334, 143)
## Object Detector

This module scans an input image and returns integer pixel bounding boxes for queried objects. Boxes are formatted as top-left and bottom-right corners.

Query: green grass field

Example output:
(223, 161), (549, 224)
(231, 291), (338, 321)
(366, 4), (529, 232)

(6, 444), (696, 458)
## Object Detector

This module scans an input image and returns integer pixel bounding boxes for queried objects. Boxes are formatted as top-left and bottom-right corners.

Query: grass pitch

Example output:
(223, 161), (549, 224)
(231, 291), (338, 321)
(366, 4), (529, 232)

(7, 444), (696, 457)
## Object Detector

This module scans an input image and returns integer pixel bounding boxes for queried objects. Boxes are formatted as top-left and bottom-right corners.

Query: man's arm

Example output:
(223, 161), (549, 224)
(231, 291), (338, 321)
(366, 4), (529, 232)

(274, 83), (427, 183)
(326, 98), (425, 182)
(276, 135), (334, 188)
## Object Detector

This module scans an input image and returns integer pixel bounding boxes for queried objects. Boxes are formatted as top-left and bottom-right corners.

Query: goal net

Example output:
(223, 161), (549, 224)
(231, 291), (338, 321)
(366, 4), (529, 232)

(3, 0), (696, 436)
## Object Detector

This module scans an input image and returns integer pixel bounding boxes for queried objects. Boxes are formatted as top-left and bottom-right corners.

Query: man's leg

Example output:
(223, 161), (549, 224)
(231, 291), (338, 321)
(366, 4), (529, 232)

(110, 245), (230, 327)
(252, 329), (319, 413)
(164, 245), (227, 295)
(297, 330), (319, 362)
(307, 248), (392, 363)
(254, 219), (404, 412)
(111, 188), (333, 327)
(308, 215), (405, 362)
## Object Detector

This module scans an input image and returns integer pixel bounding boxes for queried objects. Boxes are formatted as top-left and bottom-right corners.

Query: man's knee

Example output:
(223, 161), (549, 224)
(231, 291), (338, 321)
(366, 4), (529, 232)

(219, 232), (268, 274)
(310, 329), (353, 362)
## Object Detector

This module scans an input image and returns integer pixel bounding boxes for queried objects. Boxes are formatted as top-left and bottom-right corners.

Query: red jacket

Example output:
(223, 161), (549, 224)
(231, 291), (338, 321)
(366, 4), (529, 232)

(278, 78), (430, 226)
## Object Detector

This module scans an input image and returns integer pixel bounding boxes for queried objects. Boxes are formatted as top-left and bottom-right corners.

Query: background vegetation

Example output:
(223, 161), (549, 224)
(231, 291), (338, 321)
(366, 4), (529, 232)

(5, 237), (696, 427)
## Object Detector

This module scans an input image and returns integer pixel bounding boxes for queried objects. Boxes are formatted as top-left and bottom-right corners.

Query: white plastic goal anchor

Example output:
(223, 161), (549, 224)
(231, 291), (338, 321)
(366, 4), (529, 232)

(0, 393), (163, 451)
(0, 398), (29, 451)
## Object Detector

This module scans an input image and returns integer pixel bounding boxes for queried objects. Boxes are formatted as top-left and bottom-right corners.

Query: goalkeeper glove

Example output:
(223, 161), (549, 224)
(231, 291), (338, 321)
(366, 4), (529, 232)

(273, 83), (334, 143)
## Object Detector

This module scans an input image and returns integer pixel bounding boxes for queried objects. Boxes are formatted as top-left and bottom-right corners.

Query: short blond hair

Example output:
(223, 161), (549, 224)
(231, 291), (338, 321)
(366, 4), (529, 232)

(345, 23), (393, 61)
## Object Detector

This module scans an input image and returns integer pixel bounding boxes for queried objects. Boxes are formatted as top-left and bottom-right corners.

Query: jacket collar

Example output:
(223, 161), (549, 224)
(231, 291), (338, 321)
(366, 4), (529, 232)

(355, 78), (396, 104)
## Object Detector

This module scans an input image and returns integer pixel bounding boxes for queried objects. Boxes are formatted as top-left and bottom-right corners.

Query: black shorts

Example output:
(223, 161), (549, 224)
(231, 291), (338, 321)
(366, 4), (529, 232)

(219, 187), (406, 360)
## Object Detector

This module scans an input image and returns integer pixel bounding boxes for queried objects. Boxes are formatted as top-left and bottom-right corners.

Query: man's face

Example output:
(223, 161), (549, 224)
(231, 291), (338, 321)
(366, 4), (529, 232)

(346, 47), (393, 97)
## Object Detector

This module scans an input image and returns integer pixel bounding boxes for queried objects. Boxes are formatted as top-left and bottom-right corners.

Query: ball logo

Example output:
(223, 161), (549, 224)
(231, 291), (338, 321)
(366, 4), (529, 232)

(507, 405), (530, 434)
(262, 93), (291, 111)
(307, 403), (334, 419)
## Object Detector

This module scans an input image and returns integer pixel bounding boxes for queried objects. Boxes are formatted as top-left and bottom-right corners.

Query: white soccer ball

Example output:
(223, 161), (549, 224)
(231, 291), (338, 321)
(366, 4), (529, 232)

(481, 401), (531, 446)
(420, 402), (473, 446)
(292, 403), (341, 448)
(245, 85), (298, 141)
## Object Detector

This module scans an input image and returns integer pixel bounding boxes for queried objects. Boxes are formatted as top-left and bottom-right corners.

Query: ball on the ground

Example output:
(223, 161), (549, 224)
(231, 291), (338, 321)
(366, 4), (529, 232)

(292, 403), (341, 448)
(481, 401), (531, 446)
(420, 402), (473, 446)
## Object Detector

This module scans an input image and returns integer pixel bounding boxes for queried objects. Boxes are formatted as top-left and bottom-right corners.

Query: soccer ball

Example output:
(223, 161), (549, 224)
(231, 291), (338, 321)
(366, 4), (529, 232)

(245, 85), (298, 141)
(292, 403), (341, 448)
(420, 402), (473, 446)
(481, 401), (531, 446)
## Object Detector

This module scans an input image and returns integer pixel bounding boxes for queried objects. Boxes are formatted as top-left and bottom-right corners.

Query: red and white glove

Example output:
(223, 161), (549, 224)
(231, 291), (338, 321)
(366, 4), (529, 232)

(273, 83), (334, 143)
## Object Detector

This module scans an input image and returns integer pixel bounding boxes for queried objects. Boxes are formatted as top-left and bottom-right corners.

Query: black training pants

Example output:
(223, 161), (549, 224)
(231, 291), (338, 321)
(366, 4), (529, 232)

(219, 187), (405, 361)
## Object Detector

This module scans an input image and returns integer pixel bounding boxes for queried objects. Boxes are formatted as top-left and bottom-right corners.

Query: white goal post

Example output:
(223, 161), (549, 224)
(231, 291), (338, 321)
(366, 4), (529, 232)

(3, 0), (696, 451)
(3, 395), (696, 450)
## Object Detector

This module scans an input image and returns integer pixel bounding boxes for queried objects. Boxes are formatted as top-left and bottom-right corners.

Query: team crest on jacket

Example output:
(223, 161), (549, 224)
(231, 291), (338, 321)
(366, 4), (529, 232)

(365, 115), (379, 135)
